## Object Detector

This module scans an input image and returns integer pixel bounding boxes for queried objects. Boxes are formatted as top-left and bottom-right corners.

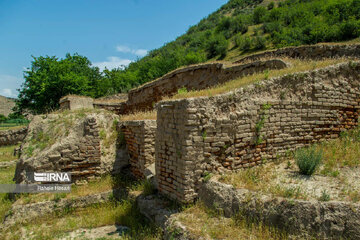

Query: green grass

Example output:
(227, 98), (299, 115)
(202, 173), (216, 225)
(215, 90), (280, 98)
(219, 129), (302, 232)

(0, 165), (16, 223)
(0, 199), (161, 240)
(0, 125), (27, 131)
(177, 201), (287, 240)
(0, 145), (18, 163)
(320, 127), (360, 176)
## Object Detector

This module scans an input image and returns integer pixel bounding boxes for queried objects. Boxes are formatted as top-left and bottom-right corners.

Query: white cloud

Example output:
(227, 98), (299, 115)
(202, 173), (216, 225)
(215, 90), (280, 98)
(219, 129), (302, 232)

(116, 45), (132, 53)
(133, 49), (148, 57)
(93, 57), (132, 71)
(116, 45), (148, 57)
(0, 88), (17, 98)
(0, 74), (22, 98)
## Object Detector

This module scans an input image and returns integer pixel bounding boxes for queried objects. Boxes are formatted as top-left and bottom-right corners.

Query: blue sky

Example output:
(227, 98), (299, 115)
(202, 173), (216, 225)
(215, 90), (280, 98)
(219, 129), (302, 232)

(0, 0), (227, 98)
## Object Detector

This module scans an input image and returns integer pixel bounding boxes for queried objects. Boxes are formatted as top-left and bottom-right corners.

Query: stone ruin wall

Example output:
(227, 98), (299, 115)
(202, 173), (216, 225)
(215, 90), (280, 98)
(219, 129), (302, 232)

(121, 120), (156, 179)
(155, 62), (360, 202)
(0, 127), (28, 146)
(15, 117), (102, 184)
(235, 44), (360, 64)
(126, 59), (287, 113)
(59, 95), (94, 111)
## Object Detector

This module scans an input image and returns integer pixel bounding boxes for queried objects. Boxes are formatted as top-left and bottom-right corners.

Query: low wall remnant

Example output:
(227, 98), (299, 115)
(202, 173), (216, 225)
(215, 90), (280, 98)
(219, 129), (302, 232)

(0, 127), (28, 146)
(235, 44), (360, 64)
(59, 95), (94, 111)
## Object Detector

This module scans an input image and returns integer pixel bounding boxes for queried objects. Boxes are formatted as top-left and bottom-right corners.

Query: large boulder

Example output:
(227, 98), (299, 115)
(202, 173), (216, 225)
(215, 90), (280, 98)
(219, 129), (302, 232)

(14, 109), (129, 184)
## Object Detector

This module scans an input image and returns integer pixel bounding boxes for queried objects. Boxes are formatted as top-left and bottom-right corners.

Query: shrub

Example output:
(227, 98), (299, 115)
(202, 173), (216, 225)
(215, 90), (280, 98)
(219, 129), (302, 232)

(253, 6), (267, 24)
(267, 2), (275, 10)
(254, 36), (266, 50)
(235, 35), (252, 51)
(295, 147), (322, 176)
(206, 34), (229, 58)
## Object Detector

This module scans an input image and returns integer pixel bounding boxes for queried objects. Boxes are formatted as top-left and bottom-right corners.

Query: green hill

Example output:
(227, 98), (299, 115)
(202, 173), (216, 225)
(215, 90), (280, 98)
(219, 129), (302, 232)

(106, 0), (360, 92)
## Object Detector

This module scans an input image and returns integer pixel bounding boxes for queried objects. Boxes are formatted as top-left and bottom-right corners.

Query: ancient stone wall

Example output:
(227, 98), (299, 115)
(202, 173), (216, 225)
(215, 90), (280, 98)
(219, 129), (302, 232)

(0, 127), (27, 146)
(59, 95), (94, 111)
(93, 102), (127, 115)
(126, 59), (287, 113)
(156, 62), (360, 202)
(235, 44), (360, 64)
(15, 118), (101, 184)
(14, 111), (127, 184)
(199, 180), (360, 240)
(121, 120), (156, 179)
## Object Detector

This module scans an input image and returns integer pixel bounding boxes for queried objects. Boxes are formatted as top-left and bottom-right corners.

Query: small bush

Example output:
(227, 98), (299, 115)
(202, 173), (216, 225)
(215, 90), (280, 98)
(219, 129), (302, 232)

(318, 190), (330, 202)
(235, 35), (252, 51)
(295, 147), (322, 176)
(254, 36), (266, 50)
(177, 87), (188, 94)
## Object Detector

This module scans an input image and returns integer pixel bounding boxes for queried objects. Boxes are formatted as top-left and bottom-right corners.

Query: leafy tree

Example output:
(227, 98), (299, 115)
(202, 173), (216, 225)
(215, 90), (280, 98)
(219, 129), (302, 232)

(267, 2), (275, 10)
(236, 35), (252, 51)
(17, 53), (102, 114)
(254, 36), (267, 50)
(253, 6), (267, 24)
(206, 34), (229, 58)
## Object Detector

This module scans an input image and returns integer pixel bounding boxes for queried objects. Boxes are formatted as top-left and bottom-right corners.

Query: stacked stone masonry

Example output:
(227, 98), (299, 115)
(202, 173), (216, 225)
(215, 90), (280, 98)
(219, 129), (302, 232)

(59, 95), (94, 111)
(15, 117), (102, 184)
(121, 120), (156, 179)
(40, 117), (101, 183)
(0, 127), (27, 146)
(126, 59), (287, 113)
(156, 62), (360, 202)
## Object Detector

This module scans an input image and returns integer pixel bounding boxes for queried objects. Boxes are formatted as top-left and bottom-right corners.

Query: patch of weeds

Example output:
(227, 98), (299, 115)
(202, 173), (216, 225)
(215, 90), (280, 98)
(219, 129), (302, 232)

(273, 185), (303, 199)
(286, 160), (292, 169)
(53, 193), (67, 203)
(99, 129), (106, 140)
(142, 179), (156, 196)
(103, 120), (118, 148)
(177, 87), (188, 94)
(202, 172), (212, 182)
(264, 69), (270, 80)
(25, 144), (35, 157)
(255, 103), (271, 145)
(295, 147), (322, 176)
(202, 130), (207, 141)
(318, 190), (330, 202)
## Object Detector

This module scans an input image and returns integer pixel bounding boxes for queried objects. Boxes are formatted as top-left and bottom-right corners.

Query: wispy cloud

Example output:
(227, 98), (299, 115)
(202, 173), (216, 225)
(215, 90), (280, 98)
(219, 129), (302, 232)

(116, 45), (148, 57)
(0, 74), (22, 98)
(93, 57), (132, 71)
(0, 88), (17, 98)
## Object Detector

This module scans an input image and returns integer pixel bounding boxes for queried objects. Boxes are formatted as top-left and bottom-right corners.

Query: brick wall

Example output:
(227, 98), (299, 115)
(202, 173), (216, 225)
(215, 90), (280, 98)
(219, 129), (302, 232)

(121, 120), (156, 179)
(156, 62), (360, 202)
(126, 59), (287, 113)
(15, 117), (104, 184)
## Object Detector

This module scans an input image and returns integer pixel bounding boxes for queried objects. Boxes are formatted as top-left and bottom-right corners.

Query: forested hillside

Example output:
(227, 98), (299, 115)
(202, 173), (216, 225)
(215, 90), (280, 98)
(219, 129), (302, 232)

(17, 0), (360, 113)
